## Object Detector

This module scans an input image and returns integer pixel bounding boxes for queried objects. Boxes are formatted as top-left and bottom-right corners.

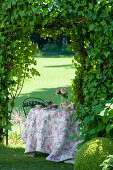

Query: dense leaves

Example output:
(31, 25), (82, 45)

(70, 0), (113, 147)
(0, 0), (113, 145)
(0, 0), (41, 140)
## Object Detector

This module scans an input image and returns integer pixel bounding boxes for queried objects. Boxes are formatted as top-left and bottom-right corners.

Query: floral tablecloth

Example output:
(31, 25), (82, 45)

(22, 108), (81, 162)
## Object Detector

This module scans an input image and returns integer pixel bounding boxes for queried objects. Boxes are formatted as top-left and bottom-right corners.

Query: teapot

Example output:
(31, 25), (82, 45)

(60, 101), (69, 110)
(60, 102), (75, 110)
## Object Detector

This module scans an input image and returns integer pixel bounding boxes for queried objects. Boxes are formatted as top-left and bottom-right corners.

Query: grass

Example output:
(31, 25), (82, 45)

(0, 144), (73, 170)
(1, 54), (75, 170)
(14, 53), (75, 115)
(3, 122), (74, 170)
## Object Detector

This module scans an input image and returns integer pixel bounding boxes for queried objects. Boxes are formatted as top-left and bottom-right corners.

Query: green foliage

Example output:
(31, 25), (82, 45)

(70, 0), (113, 144)
(42, 43), (61, 52)
(8, 38), (40, 111)
(100, 155), (113, 170)
(8, 131), (22, 145)
(0, 0), (113, 143)
(74, 138), (113, 170)
(0, 36), (40, 139)
(0, 1), (41, 139)
(41, 43), (71, 54)
(98, 99), (113, 138)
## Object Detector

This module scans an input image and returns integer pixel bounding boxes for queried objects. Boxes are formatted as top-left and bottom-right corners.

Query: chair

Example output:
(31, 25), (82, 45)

(23, 97), (46, 117)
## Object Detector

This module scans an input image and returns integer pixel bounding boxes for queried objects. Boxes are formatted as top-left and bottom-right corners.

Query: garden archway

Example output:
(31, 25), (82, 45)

(1, 0), (113, 146)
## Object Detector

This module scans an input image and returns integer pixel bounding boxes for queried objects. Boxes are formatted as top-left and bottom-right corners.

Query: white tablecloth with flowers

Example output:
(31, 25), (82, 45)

(22, 107), (81, 162)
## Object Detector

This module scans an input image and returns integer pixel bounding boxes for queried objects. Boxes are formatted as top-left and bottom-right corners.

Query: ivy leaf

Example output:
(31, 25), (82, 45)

(99, 109), (109, 123)
(106, 124), (113, 135)
(0, 114), (4, 117)
(77, 141), (85, 150)
(100, 19), (106, 26)
(100, 93), (107, 99)
(108, 111), (113, 118)
(91, 115), (95, 120)
(97, 122), (105, 132)
(92, 100), (98, 106)
(83, 116), (92, 124)
(94, 104), (103, 114)
(110, 104), (113, 109)
(19, 11), (25, 17)
(0, 50), (3, 54)
(89, 23), (95, 30)
(69, 134), (77, 140)
(77, 134), (85, 141)
(0, 36), (5, 42)
(99, 109), (108, 117)
(42, 18), (49, 27)
(102, 116), (109, 123)
(88, 128), (96, 134)
(89, 3), (93, 10)
(0, 56), (3, 63)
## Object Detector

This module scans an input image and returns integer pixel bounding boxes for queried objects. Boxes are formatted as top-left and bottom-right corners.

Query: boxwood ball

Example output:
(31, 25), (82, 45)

(74, 137), (113, 170)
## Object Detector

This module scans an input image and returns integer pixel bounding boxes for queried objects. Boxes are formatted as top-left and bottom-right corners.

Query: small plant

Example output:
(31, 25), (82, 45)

(9, 107), (25, 145)
(12, 113), (23, 134)
(8, 131), (22, 145)
(100, 155), (113, 170)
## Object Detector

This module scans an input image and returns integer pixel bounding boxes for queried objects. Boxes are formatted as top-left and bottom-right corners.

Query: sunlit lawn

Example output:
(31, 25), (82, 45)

(0, 54), (75, 170)
(14, 53), (75, 114)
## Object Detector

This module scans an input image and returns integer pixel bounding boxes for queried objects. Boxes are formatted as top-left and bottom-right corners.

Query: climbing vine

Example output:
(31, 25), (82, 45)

(0, 0), (113, 146)
(70, 0), (113, 147)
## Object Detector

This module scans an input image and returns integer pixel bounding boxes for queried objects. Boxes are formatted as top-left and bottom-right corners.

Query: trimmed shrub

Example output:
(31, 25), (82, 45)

(74, 137), (113, 170)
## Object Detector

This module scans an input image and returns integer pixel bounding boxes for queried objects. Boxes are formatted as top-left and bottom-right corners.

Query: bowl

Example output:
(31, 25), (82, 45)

(50, 104), (58, 109)
(36, 105), (43, 109)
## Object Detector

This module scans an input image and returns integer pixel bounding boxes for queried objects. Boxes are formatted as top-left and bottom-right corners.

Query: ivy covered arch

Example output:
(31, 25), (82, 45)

(0, 0), (113, 145)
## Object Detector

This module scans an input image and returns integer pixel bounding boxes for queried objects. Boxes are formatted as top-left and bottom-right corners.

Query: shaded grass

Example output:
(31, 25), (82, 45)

(0, 144), (73, 170)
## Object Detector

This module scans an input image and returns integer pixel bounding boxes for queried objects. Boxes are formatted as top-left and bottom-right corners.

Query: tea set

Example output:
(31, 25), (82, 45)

(36, 100), (75, 110)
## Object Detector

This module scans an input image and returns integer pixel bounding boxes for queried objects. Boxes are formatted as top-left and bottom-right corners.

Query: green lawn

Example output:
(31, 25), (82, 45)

(14, 54), (75, 114)
(0, 144), (73, 170)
